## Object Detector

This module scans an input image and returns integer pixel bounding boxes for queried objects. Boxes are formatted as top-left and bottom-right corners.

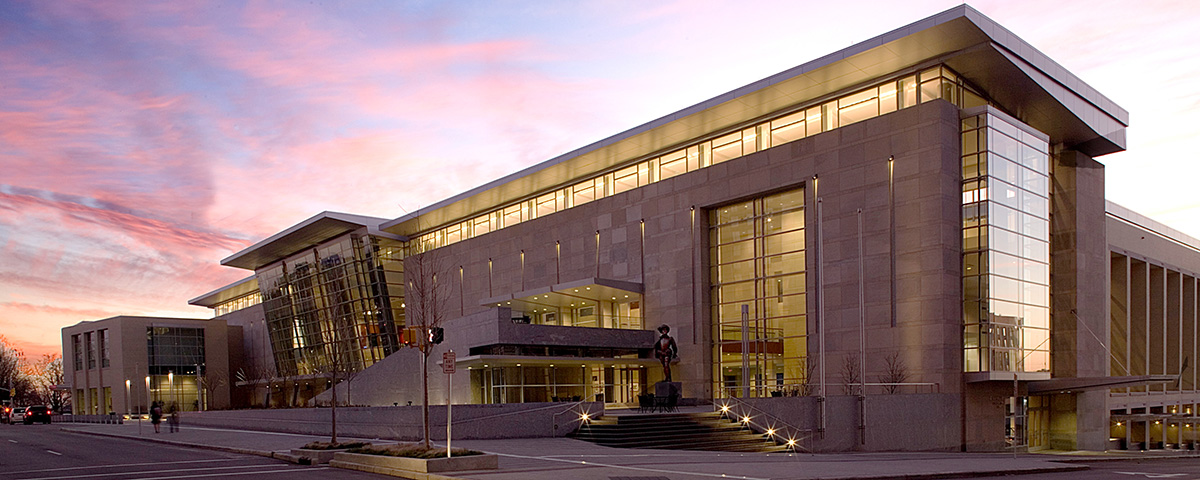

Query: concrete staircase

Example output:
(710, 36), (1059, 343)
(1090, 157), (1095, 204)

(569, 412), (786, 452)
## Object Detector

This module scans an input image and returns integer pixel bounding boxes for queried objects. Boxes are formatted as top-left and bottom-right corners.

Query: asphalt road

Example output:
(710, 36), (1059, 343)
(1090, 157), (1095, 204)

(0, 422), (384, 480)
(992, 457), (1200, 479)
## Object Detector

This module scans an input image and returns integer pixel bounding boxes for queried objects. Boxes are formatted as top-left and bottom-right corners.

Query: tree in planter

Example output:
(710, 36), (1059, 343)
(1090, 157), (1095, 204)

(404, 231), (451, 449)
(876, 352), (910, 394)
(796, 358), (819, 396)
(315, 310), (368, 444)
(839, 354), (862, 396)
(199, 369), (228, 410)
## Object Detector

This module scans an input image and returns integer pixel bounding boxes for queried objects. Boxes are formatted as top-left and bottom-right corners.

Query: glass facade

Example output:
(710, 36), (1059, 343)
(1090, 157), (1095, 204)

(473, 365), (644, 404)
(215, 292), (263, 316)
(257, 234), (405, 377)
(710, 188), (808, 397)
(414, 66), (986, 252)
(962, 112), (1051, 373)
(147, 326), (205, 410)
(147, 326), (205, 375)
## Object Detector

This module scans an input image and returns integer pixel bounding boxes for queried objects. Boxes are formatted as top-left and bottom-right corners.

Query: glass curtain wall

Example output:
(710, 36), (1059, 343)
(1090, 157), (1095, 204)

(473, 365), (644, 404)
(258, 234), (405, 378)
(710, 188), (808, 397)
(147, 326), (204, 411)
(962, 112), (1052, 373)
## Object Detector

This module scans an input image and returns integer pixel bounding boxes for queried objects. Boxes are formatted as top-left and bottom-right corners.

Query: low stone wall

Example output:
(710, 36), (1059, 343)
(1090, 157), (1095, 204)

(739, 393), (962, 452)
(180, 402), (603, 441)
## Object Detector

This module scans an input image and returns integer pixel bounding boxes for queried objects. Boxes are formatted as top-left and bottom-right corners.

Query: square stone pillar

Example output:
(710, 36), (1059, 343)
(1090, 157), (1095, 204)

(1050, 149), (1108, 450)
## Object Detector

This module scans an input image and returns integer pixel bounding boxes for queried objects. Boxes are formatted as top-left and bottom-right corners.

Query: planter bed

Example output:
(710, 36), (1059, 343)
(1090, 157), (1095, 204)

(331, 451), (498, 478)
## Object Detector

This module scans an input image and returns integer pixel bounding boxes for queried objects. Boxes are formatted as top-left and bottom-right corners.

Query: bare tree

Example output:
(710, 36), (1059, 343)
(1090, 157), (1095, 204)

(797, 358), (819, 396)
(27, 354), (65, 411)
(0, 336), (25, 405)
(405, 225), (452, 449)
(199, 369), (228, 410)
(839, 354), (861, 396)
(877, 352), (910, 394)
(315, 315), (364, 444)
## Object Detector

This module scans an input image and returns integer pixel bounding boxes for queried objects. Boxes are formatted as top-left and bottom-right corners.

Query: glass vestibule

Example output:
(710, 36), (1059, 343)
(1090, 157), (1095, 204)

(961, 110), (1052, 374)
(710, 188), (809, 398)
(472, 364), (647, 404)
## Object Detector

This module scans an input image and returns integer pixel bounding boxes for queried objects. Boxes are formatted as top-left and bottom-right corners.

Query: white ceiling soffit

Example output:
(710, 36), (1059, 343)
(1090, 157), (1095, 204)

(381, 5), (1126, 238)
(221, 211), (395, 270)
(188, 275), (259, 307)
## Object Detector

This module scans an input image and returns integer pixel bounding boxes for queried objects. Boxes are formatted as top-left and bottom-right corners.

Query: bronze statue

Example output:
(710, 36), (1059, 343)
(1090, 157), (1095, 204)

(654, 324), (679, 382)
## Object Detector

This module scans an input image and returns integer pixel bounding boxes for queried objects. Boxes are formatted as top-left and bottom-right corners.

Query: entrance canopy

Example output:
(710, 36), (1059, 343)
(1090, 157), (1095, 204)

(1027, 375), (1178, 394)
(480, 277), (644, 313)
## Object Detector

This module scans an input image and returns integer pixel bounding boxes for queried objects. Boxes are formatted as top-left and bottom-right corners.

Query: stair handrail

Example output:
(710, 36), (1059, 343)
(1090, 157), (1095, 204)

(551, 393), (604, 436)
(712, 396), (814, 452)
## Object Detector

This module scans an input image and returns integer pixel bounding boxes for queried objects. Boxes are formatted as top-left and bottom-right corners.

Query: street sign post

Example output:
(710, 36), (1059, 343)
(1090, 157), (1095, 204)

(443, 350), (455, 457)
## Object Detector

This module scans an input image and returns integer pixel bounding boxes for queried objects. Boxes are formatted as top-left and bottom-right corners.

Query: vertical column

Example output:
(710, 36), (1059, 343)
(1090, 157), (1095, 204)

(1131, 261), (1149, 391)
(1150, 266), (1165, 392)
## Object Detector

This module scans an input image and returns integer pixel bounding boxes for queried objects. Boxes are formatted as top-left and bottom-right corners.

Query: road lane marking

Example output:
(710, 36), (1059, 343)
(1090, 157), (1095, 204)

(125, 467), (331, 480)
(45, 450), (62, 456)
(7, 459), (245, 475)
(14, 463), (287, 480)
(8, 439), (17, 443)
(484, 451), (770, 480)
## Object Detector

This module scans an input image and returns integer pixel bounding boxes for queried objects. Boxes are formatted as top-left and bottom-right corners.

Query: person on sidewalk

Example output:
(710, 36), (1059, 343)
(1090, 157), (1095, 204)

(150, 402), (162, 433)
(168, 403), (179, 433)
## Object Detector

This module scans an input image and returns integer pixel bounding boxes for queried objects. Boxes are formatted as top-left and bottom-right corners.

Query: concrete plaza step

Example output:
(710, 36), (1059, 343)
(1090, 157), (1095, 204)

(569, 411), (786, 452)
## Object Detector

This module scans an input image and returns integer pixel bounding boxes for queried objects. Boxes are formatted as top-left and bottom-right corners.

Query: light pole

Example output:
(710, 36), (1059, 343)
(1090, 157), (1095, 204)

(124, 379), (130, 420)
(168, 371), (174, 408)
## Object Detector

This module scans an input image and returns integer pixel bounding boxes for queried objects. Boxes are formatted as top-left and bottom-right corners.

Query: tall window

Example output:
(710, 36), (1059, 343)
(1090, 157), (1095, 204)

(710, 188), (807, 397)
(99, 329), (110, 368)
(962, 111), (1051, 373)
(85, 332), (96, 369)
(72, 335), (82, 370)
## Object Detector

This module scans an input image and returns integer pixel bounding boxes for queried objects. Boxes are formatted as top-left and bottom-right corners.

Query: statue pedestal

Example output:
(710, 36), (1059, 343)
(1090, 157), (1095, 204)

(655, 381), (682, 398)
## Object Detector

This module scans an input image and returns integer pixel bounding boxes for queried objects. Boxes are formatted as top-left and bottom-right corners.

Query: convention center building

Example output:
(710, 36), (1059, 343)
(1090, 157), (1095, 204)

(66, 5), (1200, 452)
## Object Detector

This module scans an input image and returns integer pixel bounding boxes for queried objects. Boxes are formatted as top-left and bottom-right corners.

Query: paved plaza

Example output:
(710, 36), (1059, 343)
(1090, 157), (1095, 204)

(54, 420), (1194, 480)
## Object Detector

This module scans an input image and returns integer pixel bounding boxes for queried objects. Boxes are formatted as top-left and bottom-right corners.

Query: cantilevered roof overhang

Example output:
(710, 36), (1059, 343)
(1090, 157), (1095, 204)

(381, 5), (1127, 238)
(222, 211), (405, 270)
(480, 278), (644, 312)
(188, 275), (258, 308)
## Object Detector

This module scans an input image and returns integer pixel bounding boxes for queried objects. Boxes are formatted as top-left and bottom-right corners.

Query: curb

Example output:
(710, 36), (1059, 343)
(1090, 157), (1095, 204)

(802, 464), (1089, 480)
(60, 427), (294, 462)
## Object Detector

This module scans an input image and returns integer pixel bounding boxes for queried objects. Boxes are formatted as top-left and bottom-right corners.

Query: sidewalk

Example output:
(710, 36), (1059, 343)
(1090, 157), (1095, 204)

(59, 421), (1115, 480)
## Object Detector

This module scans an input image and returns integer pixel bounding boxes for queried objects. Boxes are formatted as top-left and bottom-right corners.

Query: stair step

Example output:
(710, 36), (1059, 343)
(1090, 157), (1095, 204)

(570, 411), (784, 453)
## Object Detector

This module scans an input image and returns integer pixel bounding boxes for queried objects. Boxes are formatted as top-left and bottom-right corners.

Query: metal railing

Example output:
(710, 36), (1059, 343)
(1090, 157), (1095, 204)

(551, 393), (605, 436)
(712, 396), (815, 452)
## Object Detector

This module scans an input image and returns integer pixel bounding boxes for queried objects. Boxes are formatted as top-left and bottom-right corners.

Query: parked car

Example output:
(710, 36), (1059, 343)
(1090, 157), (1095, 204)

(22, 405), (51, 425)
(1, 405), (14, 424)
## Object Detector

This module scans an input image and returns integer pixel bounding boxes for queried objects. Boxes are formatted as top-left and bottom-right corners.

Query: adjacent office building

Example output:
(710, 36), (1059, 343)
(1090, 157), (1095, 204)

(67, 5), (1200, 451)
(61, 316), (240, 414)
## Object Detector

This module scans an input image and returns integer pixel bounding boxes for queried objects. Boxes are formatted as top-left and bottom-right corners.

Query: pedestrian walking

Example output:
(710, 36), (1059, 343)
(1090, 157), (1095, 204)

(150, 401), (162, 433)
(168, 403), (179, 433)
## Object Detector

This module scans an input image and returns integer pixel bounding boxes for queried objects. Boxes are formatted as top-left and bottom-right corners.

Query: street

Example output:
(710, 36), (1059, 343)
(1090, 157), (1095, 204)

(0, 422), (383, 480)
(1013, 458), (1200, 480)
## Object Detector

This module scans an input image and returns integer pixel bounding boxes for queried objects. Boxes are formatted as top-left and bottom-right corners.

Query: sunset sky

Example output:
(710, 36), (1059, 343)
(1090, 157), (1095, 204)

(3, 0), (1199, 358)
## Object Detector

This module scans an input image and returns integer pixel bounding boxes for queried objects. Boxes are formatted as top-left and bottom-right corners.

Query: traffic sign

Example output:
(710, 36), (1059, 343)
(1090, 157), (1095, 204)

(442, 351), (456, 374)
